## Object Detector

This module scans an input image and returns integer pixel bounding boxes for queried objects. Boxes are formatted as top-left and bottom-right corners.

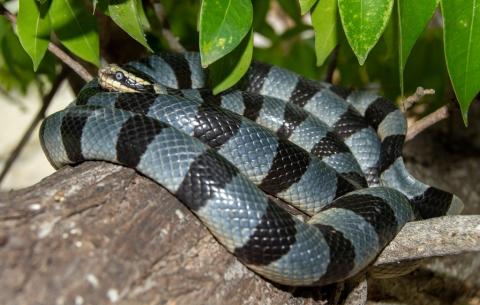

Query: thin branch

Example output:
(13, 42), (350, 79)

(149, 0), (186, 53)
(401, 87), (436, 112)
(405, 105), (450, 142)
(46, 43), (93, 82)
(2, 8), (93, 82)
(373, 215), (480, 267)
(0, 68), (67, 186)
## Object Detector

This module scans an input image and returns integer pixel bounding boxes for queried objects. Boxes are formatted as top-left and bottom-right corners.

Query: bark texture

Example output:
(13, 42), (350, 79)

(0, 162), (341, 305)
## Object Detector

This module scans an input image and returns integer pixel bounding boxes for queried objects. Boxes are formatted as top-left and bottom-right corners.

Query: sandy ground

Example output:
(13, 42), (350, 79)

(0, 82), (74, 191)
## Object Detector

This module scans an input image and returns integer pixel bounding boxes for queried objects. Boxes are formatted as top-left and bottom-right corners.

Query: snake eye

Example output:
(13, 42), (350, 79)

(115, 71), (124, 81)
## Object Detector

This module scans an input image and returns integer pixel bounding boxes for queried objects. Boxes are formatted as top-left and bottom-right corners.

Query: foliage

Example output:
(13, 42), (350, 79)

(0, 0), (479, 123)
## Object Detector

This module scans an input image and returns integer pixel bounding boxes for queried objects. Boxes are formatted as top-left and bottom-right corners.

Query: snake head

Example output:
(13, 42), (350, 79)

(98, 64), (156, 93)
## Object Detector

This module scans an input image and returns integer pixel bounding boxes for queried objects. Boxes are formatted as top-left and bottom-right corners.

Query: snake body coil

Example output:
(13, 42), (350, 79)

(39, 52), (463, 286)
(122, 53), (462, 218)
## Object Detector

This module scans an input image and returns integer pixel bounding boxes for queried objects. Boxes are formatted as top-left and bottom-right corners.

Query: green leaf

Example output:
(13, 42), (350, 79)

(17, 0), (51, 71)
(49, 0), (99, 66)
(1, 27), (36, 92)
(136, 0), (150, 31)
(338, 0), (394, 65)
(199, 0), (253, 67)
(398, 0), (438, 94)
(107, 0), (151, 50)
(209, 29), (253, 94)
(311, 0), (337, 66)
(299, 0), (318, 15)
(398, 0), (438, 69)
(441, 0), (480, 124)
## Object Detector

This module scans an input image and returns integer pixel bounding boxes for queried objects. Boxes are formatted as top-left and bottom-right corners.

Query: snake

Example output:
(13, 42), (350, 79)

(118, 52), (463, 219)
(39, 52), (463, 286)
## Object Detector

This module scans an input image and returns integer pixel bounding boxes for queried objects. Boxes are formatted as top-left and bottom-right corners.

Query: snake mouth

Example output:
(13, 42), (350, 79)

(98, 64), (155, 93)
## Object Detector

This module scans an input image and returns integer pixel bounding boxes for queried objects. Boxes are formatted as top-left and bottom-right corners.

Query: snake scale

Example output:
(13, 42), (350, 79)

(39, 52), (463, 286)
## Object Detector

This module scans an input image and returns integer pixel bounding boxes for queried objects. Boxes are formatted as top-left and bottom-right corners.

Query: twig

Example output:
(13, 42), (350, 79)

(373, 215), (480, 267)
(149, 0), (186, 53)
(405, 105), (450, 142)
(2, 7), (93, 82)
(47, 44), (93, 82)
(0, 68), (67, 186)
(325, 45), (339, 83)
(402, 87), (436, 112)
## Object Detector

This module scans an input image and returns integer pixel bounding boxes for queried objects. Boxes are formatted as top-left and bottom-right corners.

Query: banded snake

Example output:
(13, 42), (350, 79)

(39, 52), (463, 286)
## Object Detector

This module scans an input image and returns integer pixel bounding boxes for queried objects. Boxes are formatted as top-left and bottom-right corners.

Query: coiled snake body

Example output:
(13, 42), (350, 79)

(40, 52), (463, 286)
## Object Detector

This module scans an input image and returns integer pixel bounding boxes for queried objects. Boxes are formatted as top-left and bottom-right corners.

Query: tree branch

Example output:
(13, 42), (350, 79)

(1, 162), (477, 304)
(373, 215), (480, 267)
(46, 44), (93, 82)
(405, 105), (450, 142)
(0, 162), (332, 305)
(2, 7), (93, 82)
(401, 87), (436, 112)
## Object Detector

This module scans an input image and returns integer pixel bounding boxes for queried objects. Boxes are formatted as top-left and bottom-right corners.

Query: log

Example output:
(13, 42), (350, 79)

(0, 162), (339, 305)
